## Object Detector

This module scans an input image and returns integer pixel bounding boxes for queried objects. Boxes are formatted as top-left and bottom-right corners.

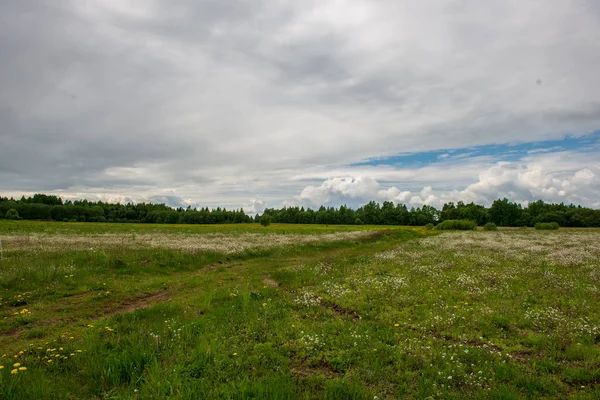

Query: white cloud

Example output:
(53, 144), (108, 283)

(246, 199), (267, 215)
(293, 153), (600, 209)
(297, 177), (380, 207)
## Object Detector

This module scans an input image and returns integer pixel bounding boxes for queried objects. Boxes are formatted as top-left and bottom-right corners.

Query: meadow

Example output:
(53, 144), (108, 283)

(0, 221), (599, 399)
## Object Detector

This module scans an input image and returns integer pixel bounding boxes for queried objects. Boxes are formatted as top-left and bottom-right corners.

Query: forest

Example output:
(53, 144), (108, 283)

(1, 193), (600, 227)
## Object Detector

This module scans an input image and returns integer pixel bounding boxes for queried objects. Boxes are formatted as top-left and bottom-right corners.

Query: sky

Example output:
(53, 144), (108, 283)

(1, 1), (600, 214)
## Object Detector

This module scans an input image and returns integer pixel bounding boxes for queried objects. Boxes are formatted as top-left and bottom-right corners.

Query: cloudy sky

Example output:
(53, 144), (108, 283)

(1, 0), (600, 213)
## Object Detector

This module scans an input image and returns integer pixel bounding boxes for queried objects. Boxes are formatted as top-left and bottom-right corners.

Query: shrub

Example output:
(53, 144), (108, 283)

(424, 223), (434, 230)
(5, 209), (20, 220)
(484, 222), (498, 231)
(535, 222), (559, 230)
(354, 218), (363, 225)
(436, 219), (477, 230)
(260, 215), (272, 227)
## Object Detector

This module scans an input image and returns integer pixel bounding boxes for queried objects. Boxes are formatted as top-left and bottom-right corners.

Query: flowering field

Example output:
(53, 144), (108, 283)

(0, 231), (371, 254)
(0, 222), (599, 399)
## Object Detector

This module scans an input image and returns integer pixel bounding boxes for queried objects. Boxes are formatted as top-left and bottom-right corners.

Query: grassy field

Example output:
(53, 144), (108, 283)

(0, 220), (398, 235)
(0, 222), (599, 399)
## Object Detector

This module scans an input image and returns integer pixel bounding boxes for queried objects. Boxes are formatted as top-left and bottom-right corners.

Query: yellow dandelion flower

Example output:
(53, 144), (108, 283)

(19, 367), (26, 371)
(70, 353), (75, 356)
(394, 323), (400, 327)
(581, 386), (585, 389)
(47, 360), (52, 363)
(59, 347), (63, 351)
(232, 353), (238, 356)
(0, 366), (4, 369)
(13, 363), (20, 367)
(10, 369), (18, 374)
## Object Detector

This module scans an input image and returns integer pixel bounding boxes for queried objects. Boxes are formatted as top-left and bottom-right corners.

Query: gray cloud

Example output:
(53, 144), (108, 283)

(1, 0), (599, 207)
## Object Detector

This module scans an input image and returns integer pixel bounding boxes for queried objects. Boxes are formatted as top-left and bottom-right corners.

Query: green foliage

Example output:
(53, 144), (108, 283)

(2, 194), (600, 227)
(424, 223), (434, 230)
(0, 195), (252, 225)
(534, 222), (560, 230)
(435, 219), (477, 230)
(489, 198), (523, 226)
(441, 201), (489, 225)
(5, 209), (20, 220)
(260, 215), (272, 227)
(484, 222), (498, 231)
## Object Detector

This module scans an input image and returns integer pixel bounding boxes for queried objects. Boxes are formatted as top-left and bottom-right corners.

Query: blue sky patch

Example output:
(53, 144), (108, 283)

(352, 132), (600, 168)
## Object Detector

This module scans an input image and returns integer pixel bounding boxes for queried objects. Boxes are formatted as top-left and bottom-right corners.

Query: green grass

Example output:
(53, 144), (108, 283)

(0, 221), (599, 399)
(0, 220), (404, 235)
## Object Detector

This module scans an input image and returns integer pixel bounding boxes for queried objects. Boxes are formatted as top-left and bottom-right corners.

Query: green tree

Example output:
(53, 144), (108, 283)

(489, 198), (523, 226)
(362, 201), (381, 224)
(260, 215), (272, 227)
(440, 202), (459, 221)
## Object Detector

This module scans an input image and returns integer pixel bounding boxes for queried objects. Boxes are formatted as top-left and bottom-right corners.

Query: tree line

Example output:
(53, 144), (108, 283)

(1, 194), (600, 227)
(260, 199), (600, 227)
(0, 194), (251, 224)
